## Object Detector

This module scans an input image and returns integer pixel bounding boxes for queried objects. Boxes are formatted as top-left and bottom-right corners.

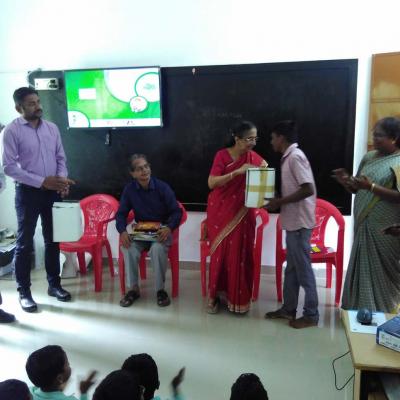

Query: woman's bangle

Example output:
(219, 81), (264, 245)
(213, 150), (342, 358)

(370, 183), (376, 193)
(230, 172), (233, 180)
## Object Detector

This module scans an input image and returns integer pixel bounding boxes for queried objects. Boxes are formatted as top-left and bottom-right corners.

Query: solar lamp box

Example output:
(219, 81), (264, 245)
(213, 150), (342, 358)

(245, 168), (275, 208)
(52, 202), (83, 242)
(376, 315), (400, 353)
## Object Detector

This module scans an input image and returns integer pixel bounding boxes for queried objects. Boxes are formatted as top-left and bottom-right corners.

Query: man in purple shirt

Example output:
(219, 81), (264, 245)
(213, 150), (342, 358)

(265, 120), (319, 329)
(2, 87), (74, 312)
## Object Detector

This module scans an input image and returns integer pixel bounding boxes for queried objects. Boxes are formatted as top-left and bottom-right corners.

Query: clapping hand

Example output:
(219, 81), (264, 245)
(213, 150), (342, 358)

(171, 367), (185, 396)
(382, 223), (400, 236)
(332, 168), (351, 184)
(332, 168), (349, 178)
(79, 370), (97, 395)
(352, 175), (372, 191)
(332, 169), (358, 192)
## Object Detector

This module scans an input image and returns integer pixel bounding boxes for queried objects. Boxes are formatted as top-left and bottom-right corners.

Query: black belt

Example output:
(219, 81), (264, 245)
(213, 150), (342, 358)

(15, 182), (47, 191)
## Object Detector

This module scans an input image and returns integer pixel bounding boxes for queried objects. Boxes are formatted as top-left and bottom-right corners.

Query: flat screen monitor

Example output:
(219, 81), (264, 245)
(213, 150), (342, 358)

(64, 67), (162, 128)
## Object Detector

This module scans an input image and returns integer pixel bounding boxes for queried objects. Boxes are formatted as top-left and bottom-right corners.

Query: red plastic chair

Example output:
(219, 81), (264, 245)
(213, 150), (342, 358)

(118, 202), (187, 298)
(199, 208), (269, 300)
(275, 198), (345, 307)
(60, 194), (119, 292)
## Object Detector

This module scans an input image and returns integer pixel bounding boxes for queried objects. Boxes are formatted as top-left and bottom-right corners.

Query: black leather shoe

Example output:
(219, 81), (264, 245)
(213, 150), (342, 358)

(19, 292), (38, 313)
(48, 286), (72, 302)
(0, 309), (16, 323)
(265, 308), (296, 321)
(156, 289), (171, 307)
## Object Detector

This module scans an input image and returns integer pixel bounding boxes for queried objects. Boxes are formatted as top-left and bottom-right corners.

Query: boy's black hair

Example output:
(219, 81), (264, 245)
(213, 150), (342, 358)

(230, 373), (269, 400)
(0, 379), (31, 400)
(93, 369), (141, 400)
(272, 120), (298, 143)
(25, 345), (66, 390)
(122, 353), (160, 393)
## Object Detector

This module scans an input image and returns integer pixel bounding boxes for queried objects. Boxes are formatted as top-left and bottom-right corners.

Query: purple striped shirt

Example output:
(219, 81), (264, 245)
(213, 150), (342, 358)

(2, 117), (68, 188)
(280, 143), (316, 231)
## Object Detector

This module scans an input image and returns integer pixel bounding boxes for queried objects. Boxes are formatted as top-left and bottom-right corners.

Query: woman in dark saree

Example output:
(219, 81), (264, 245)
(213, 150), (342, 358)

(335, 117), (400, 312)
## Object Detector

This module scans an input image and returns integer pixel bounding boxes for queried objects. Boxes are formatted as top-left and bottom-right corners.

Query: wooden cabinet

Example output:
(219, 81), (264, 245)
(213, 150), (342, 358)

(369, 52), (400, 148)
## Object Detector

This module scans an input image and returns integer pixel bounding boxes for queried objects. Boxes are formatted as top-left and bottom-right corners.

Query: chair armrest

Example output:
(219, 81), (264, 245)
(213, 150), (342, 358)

(102, 216), (116, 224)
(96, 216), (116, 239)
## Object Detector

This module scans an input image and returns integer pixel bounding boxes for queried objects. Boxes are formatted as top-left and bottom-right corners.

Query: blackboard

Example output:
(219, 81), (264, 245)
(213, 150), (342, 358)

(30, 59), (357, 214)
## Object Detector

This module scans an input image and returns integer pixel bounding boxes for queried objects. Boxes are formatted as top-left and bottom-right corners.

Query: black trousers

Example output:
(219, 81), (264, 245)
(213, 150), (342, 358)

(14, 184), (61, 292)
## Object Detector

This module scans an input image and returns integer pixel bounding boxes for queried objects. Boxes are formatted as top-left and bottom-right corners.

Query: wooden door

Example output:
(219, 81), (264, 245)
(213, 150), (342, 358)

(369, 52), (400, 148)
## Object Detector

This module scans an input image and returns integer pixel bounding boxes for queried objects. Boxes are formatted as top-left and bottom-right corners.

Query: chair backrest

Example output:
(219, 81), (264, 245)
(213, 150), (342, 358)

(276, 198), (345, 250)
(255, 208), (269, 226)
(126, 210), (135, 224)
(177, 202), (187, 226)
(80, 194), (120, 238)
(311, 198), (345, 245)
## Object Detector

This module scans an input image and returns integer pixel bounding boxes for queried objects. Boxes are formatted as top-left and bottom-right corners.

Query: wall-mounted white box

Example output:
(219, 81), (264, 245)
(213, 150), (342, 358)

(34, 78), (59, 90)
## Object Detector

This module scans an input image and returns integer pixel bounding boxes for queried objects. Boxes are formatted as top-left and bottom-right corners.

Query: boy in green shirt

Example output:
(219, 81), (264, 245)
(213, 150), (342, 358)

(26, 345), (96, 400)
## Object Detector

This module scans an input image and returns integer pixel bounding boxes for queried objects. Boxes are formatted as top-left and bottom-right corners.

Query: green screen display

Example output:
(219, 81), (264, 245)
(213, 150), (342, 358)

(64, 67), (162, 128)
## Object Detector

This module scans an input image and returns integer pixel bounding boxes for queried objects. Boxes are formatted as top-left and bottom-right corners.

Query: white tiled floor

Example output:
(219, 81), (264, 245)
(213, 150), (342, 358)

(0, 266), (354, 400)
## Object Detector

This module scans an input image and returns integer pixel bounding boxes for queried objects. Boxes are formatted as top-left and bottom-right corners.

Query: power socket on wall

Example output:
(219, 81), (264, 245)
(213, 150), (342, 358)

(34, 78), (59, 90)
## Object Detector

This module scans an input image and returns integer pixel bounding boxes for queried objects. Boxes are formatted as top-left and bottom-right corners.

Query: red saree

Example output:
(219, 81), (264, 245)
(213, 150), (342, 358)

(207, 148), (264, 313)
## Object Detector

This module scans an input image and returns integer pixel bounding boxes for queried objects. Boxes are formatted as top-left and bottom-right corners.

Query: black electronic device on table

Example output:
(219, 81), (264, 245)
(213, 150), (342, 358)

(357, 308), (373, 325)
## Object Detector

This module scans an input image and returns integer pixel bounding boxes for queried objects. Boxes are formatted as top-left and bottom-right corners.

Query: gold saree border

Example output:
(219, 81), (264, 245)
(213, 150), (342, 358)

(228, 300), (250, 313)
(207, 297), (251, 313)
(209, 206), (249, 255)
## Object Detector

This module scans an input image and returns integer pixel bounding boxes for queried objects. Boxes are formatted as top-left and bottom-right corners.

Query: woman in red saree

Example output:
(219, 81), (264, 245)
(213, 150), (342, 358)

(207, 121), (267, 313)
